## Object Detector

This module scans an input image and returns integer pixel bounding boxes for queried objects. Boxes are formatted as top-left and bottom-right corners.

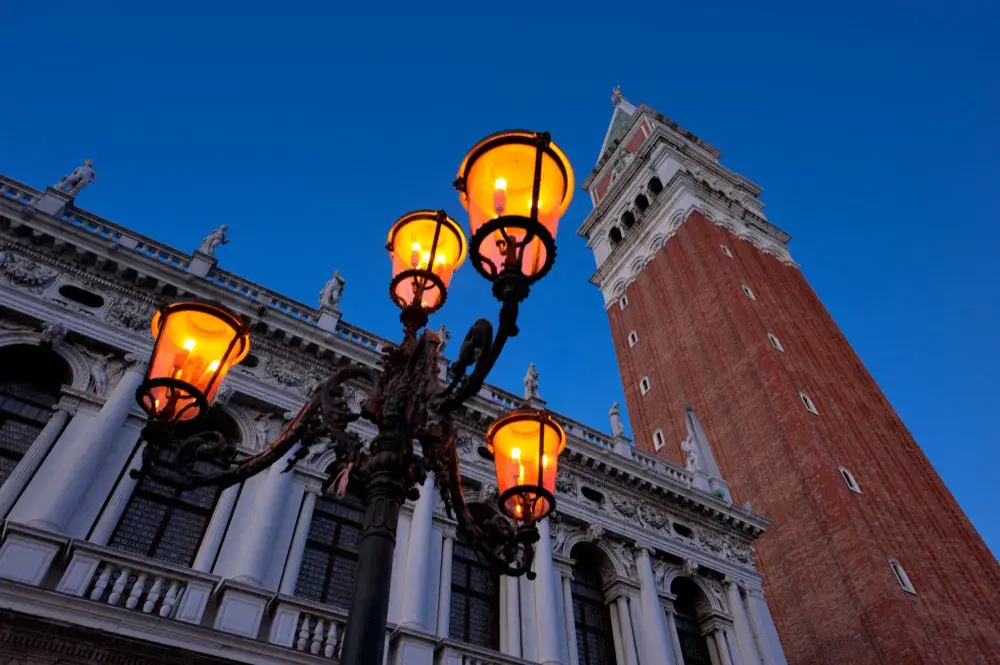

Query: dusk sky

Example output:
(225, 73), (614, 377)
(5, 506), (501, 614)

(3, 1), (997, 554)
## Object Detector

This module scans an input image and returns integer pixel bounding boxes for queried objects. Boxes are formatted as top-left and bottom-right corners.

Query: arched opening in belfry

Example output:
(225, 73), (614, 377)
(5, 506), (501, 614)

(671, 577), (713, 665)
(634, 194), (650, 212)
(570, 542), (618, 665)
(109, 408), (241, 567)
(609, 227), (624, 247)
(0, 344), (72, 488)
(622, 211), (636, 229)
(648, 177), (663, 195)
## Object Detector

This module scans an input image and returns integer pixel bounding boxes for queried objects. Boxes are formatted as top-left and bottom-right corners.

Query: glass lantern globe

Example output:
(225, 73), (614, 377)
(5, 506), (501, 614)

(386, 210), (467, 314)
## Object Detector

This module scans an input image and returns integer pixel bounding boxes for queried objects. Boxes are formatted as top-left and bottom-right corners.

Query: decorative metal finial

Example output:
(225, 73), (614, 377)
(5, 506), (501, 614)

(611, 86), (623, 105)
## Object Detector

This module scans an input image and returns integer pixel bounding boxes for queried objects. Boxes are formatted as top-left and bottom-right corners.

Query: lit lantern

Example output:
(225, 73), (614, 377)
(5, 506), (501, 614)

(486, 408), (566, 523)
(386, 210), (467, 313)
(455, 130), (573, 283)
(139, 301), (250, 423)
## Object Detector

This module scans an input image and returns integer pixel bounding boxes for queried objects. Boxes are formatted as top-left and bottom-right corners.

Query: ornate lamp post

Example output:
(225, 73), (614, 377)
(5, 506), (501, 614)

(131, 130), (573, 665)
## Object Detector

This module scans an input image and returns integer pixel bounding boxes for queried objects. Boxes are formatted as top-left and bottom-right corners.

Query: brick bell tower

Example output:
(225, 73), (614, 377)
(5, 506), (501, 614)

(578, 90), (1000, 665)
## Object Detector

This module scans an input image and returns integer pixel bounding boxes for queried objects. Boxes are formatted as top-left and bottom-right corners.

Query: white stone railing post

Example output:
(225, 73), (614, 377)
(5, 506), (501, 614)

(0, 402), (72, 518)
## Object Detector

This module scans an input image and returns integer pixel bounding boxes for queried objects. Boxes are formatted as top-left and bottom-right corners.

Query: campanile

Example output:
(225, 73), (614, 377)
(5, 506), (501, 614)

(578, 91), (1000, 664)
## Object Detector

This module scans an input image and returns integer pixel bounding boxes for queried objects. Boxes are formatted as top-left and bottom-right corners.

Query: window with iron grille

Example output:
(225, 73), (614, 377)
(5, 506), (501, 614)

(108, 451), (222, 567)
(0, 345), (70, 489)
(572, 563), (617, 665)
(294, 493), (363, 610)
(108, 408), (236, 567)
(449, 538), (500, 649)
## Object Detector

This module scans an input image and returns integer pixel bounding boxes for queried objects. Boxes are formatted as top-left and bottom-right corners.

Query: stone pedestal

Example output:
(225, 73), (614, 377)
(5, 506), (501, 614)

(33, 187), (73, 217)
(317, 307), (342, 332)
(612, 434), (633, 458)
(0, 523), (68, 585)
(213, 579), (271, 638)
(188, 250), (217, 278)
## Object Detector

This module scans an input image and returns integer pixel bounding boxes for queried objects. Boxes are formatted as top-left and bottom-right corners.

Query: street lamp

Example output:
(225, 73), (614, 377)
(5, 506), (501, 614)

(130, 129), (574, 665)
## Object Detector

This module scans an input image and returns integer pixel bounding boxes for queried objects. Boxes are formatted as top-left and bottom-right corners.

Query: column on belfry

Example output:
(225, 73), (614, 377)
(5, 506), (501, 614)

(635, 547), (676, 665)
(277, 486), (320, 591)
(0, 400), (72, 517)
(398, 473), (435, 630)
(436, 525), (456, 637)
(23, 363), (144, 533)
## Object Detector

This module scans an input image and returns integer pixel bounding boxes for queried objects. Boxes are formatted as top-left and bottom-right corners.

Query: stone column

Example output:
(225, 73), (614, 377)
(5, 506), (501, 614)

(713, 629), (734, 665)
(608, 601), (626, 665)
(615, 595), (640, 665)
(725, 579), (761, 665)
(746, 586), (788, 665)
(0, 402), (72, 518)
(500, 575), (522, 657)
(520, 571), (540, 662)
(665, 606), (686, 665)
(533, 518), (565, 665)
(628, 594), (644, 665)
(278, 487), (319, 591)
(559, 566), (580, 665)
(436, 526), (456, 637)
(634, 548), (675, 665)
(741, 586), (772, 665)
(192, 483), (241, 572)
(386, 508), (412, 624)
(230, 450), (297, 586)
(398, 473), (435, 630)
(88, 439), (146, 544)
(24, 366), (144, 533)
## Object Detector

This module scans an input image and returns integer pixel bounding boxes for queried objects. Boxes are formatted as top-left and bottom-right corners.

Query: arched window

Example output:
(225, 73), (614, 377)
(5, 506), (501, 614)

(0, 345), (71, 488)
(628, 331), (638, 348)
(570, 543), (618, 665)
(622, 211), (636, 229)
(671, 577), (713, 665)
(647, 177), (663, 195)
(653, 429), (665, 450)
(889, 558), (916, 594)
(634, 194), (650, 212)
(109, 408), (239, 566)
(294, 491), (364, 609)
(840, 467), (861, 493)
(450, 534), (500, 648)
(609, 227), (623, 247)
(640, 377), (651, 395)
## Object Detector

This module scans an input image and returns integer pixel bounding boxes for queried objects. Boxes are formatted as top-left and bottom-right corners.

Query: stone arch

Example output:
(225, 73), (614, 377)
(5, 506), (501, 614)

(667, 208), (687, 229)
(661, 569), (725, 612)
(621, 210), (636, 229)
(634, 193), (650, 212)
(216, 403), (254, 451)
(611, 280), (627, 298)
(569, 538), (626, 578)
(0, 331), (90, 392)
(629, 257), (647, 279)
(609, 226), (623, 246)
(647, 176), (664, 195)
(648, 234), (668, 253)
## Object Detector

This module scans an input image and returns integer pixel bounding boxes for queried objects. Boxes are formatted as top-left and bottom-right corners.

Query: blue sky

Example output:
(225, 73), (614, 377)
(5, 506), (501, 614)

(3, 1), (997, 554)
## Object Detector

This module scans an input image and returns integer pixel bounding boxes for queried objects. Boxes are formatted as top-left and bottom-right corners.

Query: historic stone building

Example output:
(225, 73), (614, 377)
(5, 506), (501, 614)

(0, 168), (787, 665)
(579, 91), (1000, 664)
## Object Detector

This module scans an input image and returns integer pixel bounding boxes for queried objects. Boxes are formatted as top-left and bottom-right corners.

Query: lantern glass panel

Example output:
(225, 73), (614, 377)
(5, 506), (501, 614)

(388, 212), (466, 310)
(147, 305), (249, 421)
(488, 412), (565, 522)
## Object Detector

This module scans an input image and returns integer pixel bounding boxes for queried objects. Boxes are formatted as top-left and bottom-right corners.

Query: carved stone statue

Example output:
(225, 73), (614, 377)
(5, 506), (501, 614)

(681, 559), (699, 578)
(39, 320), (68, 346)
(653, 559), (670, 591)
(81, 348), (115, 396)
(55, 159), (96, 197)
(523, 362), (539, 400)
(435, 323), (450, 353)
(198, 225), (229, 256)
(551, 520), (573, 557)
(584, 523), (605, 543)
(609, 401), (624, 436)
(681, 436), (702, 473)
(319, 270), (346, 309)
(254, 413), (274, 448)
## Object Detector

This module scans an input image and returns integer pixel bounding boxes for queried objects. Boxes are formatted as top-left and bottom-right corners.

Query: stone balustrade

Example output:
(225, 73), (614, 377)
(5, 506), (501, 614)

(268, 594), (351, 659)
(0, 176), (40, 205)
(54, 538), (219, 625)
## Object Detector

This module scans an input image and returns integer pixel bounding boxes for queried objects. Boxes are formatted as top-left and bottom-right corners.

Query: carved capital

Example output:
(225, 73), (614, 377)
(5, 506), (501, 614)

(123, 352), (147, 372)
(584, 523), (605, 543)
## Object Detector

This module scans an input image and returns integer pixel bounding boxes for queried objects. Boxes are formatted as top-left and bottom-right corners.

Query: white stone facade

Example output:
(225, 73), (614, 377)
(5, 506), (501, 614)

(0, 173), (787, 665)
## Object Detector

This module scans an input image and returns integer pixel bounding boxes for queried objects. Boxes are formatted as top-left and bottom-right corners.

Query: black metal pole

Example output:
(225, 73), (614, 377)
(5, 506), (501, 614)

(338, 465), (407, 665)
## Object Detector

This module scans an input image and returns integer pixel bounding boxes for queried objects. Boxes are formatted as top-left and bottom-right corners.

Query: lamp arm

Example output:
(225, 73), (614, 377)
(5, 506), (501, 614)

(133, 364), (378, 491)
(437, 296), (520, 413)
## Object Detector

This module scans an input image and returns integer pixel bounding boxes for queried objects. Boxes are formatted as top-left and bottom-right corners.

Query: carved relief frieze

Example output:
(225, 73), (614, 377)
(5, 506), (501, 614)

(105, 295), (154, 334)
(0, 248), (59, 291)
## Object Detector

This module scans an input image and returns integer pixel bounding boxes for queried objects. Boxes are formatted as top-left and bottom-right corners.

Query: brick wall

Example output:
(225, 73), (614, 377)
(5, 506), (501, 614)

(608, 211), (1000, 664)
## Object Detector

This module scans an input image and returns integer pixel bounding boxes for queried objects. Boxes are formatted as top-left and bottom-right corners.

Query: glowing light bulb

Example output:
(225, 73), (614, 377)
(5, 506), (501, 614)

(494, 177), (508, 215)
(183, 339), (196, 351)
(420, 251), (431, 269)
(410, 241), (421, 268)
(208, 360), (220, 372)
(511, 448), (520, 460)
